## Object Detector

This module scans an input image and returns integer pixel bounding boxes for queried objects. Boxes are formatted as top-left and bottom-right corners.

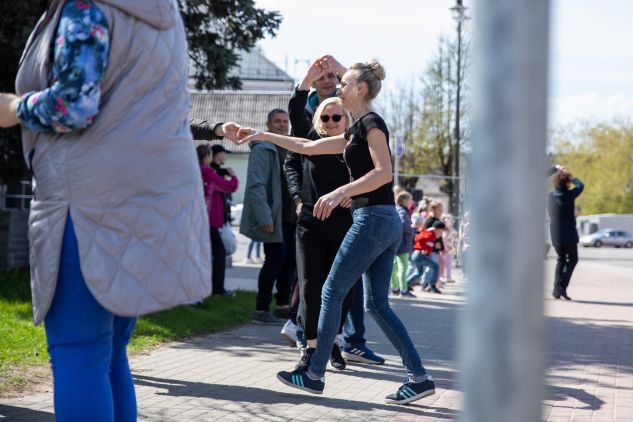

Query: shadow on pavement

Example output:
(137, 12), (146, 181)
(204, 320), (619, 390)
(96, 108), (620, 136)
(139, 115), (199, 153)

(545, 315), (633, 410)
(133, 374), (459, 420)
(569, 299), (633, 308)
(545, 385), (606, 410)
(0, 404), (54, 422)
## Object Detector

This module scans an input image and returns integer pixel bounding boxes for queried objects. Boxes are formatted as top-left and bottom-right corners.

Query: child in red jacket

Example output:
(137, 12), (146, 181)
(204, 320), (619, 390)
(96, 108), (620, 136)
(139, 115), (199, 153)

(407, 221), (446, 294)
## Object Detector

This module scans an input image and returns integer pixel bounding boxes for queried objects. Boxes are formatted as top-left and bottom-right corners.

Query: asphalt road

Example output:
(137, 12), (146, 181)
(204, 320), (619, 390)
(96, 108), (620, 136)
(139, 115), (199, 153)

(548, 244), (633, 269)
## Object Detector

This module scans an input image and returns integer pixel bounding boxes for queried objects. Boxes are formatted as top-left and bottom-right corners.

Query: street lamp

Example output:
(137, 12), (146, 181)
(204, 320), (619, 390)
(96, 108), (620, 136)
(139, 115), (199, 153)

(450, 0), (469, 217)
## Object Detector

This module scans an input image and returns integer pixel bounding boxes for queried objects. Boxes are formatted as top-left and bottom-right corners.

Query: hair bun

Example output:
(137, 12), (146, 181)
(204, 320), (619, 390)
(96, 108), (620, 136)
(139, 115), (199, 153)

(367, 59), (386, 81)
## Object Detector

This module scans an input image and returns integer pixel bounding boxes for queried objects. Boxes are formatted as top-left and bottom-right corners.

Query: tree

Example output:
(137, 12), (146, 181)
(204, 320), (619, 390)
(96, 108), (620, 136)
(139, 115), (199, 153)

(381, 79), (420, 192)
(179, 0), (282, 90)
(382, 36), (470, 213)
(552, 119), (633, 214)
(0, 0), (282, 186)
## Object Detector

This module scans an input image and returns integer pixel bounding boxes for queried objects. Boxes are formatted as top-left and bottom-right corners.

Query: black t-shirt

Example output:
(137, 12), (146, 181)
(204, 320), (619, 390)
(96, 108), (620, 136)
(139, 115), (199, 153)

(344, 112), (394, 210)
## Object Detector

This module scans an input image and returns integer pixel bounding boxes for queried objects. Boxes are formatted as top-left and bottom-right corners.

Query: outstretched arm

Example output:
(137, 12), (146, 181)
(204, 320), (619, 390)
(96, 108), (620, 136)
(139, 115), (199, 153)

(226, 123), (347, 156)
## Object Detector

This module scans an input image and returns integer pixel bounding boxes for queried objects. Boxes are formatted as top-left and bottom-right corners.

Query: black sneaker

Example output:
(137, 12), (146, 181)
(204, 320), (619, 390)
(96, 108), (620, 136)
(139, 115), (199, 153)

(295, 347), (315, 371)
(251, 310), (284, 325)
(330, 344), (346, 370)
(421, 281), (429, 290)
(430, 286), (442, 294)
(273, 306), (290, 319)
(385, 376), (436, 405)
(277, 369), (324, 395)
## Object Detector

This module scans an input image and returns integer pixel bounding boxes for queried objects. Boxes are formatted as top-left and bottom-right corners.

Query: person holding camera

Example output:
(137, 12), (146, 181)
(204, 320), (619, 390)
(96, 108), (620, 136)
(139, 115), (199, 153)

(547, 165), (584, 300)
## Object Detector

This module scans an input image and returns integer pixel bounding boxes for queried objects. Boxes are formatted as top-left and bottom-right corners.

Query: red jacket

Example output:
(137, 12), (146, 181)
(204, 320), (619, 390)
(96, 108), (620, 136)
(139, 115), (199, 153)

(413, 228), (440, 255)
(200, 164), (238, 228)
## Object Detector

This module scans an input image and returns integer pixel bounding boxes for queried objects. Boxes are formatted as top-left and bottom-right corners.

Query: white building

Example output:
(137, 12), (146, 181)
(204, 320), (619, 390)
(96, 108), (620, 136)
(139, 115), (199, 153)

(576, 213), (633, 235)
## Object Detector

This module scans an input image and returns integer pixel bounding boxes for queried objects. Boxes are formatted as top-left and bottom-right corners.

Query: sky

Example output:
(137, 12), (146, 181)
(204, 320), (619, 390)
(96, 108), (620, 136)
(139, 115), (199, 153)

(253, 0), (633, 127)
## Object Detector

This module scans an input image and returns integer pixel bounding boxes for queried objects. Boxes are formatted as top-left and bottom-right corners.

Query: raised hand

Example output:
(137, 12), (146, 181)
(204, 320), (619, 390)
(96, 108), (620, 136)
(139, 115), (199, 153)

(299, 59), (327, 90)
(318, 55), (346, 77)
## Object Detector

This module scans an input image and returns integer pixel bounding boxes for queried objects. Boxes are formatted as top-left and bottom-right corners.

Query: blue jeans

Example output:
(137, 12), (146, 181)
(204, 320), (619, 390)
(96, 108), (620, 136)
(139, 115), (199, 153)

(247, 239), (261, 259)
(343, 279), (366, 347)
(45, 216), (137, 422)
(308, 205), (427, 379)
(407, 250), (439, 287)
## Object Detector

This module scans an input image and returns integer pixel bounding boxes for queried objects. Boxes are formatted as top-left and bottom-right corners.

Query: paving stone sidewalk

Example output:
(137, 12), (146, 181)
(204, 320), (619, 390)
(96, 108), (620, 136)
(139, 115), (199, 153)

(1, 246), (632, 421)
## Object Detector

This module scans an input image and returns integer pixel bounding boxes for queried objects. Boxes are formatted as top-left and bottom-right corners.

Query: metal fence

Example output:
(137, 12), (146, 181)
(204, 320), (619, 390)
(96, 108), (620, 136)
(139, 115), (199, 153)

(0, 181), (32, 211)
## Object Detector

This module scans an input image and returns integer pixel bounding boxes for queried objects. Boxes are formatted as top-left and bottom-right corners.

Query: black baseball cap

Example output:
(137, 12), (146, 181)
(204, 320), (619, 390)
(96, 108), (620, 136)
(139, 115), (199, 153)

(432, 220), (446, 230)
(211, 144), (230, 155)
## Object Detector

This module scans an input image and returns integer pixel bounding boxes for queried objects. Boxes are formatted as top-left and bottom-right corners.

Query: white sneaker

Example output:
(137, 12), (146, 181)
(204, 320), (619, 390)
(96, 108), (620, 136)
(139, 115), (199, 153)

(335, 333), (345, 348)
(280, 319), (297, 345)
(243, 257), (255, 264)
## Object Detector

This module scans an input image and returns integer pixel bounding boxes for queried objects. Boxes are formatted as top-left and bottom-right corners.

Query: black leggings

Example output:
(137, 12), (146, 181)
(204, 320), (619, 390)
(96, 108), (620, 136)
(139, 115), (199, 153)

(210, 227), (226, 295)
(296, 215), (354, 341)
(553, 243), (578, 294)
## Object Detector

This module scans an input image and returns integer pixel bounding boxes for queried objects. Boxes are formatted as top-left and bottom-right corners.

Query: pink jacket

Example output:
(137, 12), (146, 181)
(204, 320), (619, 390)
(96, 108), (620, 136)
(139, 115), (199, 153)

(200, 164), (238, 228)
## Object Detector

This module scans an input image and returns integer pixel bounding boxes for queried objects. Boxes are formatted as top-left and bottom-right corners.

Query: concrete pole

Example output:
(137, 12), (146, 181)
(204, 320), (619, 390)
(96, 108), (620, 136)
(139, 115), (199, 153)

(460, 2), (550, 422)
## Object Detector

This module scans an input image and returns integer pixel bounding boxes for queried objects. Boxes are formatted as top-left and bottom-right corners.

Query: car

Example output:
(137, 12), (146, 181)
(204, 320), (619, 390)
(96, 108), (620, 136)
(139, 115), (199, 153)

(579, 229), (633, 248)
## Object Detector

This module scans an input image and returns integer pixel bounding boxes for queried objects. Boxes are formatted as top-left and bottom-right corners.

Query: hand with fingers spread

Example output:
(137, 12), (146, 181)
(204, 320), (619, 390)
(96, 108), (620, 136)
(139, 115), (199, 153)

(313, 189), (347, 220)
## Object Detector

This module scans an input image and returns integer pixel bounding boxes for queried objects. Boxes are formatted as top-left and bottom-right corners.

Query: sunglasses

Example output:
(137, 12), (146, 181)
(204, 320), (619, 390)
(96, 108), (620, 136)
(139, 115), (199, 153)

(320, 114), (344, 123)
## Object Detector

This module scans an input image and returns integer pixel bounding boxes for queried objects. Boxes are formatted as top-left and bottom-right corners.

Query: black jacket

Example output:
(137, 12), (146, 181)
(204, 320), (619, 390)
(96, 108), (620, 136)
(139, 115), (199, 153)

(284, 87), (352, 228)
(548, 178), (584, 246)
(190, 119), (223, 140)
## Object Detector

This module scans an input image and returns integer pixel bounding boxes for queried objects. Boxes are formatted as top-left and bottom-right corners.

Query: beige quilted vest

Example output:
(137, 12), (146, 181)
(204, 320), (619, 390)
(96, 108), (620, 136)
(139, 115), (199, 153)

(15, 0), (211, 325)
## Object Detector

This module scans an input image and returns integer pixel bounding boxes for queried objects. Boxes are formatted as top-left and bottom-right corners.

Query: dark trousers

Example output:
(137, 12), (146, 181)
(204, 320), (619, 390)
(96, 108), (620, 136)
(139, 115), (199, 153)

(553, 243), (578, 294)
(296, 216), (354, 340)
(288, 282), (300, 324)
(210, 227), (226, 295)
(256, 222), (296, 311)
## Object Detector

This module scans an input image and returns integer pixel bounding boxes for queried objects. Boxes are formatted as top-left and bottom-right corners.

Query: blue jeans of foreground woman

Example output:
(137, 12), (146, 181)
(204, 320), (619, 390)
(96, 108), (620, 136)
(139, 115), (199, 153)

(45, 216), (137, 422)
(308, 205), (427, 380)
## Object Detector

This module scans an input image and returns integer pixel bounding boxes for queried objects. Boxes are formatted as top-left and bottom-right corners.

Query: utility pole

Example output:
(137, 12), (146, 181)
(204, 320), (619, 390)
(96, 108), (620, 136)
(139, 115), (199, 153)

(460, 1), (550, 422)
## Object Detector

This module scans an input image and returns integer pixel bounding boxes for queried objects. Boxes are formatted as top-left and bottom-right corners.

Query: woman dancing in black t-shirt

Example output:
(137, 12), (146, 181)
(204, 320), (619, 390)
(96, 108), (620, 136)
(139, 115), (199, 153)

(224, 59), (435, 405)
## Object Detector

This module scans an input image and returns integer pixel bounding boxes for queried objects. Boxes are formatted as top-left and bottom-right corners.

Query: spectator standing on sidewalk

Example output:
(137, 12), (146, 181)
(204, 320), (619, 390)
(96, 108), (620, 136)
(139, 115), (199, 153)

(391, 191), (415, 297)
(440, 213), (458, 283)
(210, 145), (236, 225)
(197, 144), (238, 296)
(240, 109), (295, 324)
(548, 165), (584, 300)
(1, 0), (215, 420)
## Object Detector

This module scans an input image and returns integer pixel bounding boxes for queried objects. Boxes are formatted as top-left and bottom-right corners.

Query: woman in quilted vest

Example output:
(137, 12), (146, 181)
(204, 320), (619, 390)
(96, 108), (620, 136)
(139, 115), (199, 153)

(0, 0), (212, 420)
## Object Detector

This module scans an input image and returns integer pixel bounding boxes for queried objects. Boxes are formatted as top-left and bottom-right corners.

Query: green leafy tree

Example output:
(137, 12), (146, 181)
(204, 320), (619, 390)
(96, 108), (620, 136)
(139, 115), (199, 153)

(0, 0), (282, 186)
(179, 0), (282, 90)
(383, 36), (470, 213)
(552, 119), (633, 214)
